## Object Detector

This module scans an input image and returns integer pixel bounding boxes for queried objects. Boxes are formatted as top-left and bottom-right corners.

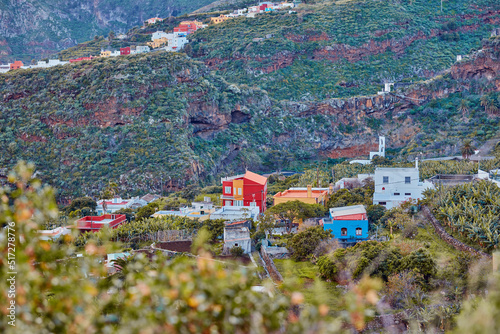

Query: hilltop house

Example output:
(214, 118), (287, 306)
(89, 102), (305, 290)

(210, 15), (230, 24)
(273, 185), (331, 206)
(38, 226), (71, 240)
(221, 170), (268, 212)
(0, 64), (10, 73)
(120, 47), (131, 55)
(320, 205), (368, 245)
(372, 159), (434, 209)
(146, 17), (163, 25)
(10, 60), (23, 70)
(96, 196), (147, 215)
(223, 226), (252, 254)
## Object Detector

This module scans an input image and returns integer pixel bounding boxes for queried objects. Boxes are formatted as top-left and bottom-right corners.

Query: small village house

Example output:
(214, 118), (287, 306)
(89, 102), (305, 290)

(120, 47), (131, 55)
(146, 17), (164, 25)
(221, 170), (268, 213)
(372, 158), (434, 209)
(100, 50), (112, 57)
(223, 226), (252, 254)
(152, 198), (215, 221)
(96, 196), (147, 215)
(320, 205), (368, 245)
(10, 60), (23, 70)
(210, 15), (231, 24)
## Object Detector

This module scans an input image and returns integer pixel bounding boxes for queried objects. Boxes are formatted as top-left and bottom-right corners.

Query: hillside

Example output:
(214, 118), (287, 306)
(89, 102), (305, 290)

(188, 0), (500, 100)
(1, 38), (499, 200)
(0, 0), (214, 63)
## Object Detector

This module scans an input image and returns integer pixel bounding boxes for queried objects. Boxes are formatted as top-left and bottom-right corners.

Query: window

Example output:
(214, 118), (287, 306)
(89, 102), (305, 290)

(249, 202), (256, 207)
(225, 186), (231, 194)
(383, 176), (389, 184)
(238, 188), (242, 195)
(394, 193), (400, 196)
(235, 243), (238, 247)
(379, 202), (386, 205)
(234, 187), (237, 194)
(341, 228), (347, 236)
(405, 193), (411, 196)
(200, 211), (205, 215)
(235, 200), (243, 206)
(405, 176), (411, 184)
(356, 228), (362, 236)
(226, 201), (232, 206)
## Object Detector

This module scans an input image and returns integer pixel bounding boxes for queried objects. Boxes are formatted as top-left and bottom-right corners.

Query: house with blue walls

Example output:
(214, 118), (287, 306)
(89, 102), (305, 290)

(320, 205), (368, 245)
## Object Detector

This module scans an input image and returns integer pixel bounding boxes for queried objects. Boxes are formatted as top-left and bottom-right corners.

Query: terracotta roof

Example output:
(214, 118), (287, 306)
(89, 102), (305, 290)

(244, 170), (267, 185)
(274, 189), (327, 199)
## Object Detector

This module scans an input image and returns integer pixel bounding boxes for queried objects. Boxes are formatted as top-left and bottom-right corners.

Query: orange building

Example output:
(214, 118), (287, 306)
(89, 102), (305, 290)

(10, 61), (23, 70)
(210, 15), (230, 24)
(273, 185), (331, 206)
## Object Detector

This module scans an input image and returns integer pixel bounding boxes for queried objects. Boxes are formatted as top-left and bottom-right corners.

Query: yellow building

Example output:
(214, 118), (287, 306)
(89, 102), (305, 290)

(210, 15), (230, 24)
(100, 50), (111, 57)
(273, 185), (331, 206)
(180, 20), (203, 28)
(148, 37), (168, 49)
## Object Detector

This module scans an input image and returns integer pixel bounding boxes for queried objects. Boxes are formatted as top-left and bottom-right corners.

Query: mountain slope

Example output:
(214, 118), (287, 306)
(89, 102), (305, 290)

(1, 39), (499, 199)
(188, 0), (500, 100)
(0, 0), (214, 63)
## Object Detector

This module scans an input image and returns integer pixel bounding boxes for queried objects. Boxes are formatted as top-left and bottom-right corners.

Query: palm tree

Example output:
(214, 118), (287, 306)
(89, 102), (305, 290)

(480, 95), (499, 115)
(458, 99), (469, 119)
(461, 140), (475, 160)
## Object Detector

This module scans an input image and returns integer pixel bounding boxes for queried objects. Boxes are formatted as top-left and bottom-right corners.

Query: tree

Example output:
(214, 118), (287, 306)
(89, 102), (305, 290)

(267, 201), (327, 233)
(287, 226), (332, 261)
(230, 245), (245, 257)
(366, 204), (386, 225)
(461, 140), (475, 160)
(65, 197), (97, 215)
(108, 30), (115, 40)
(458, 99), (469, 119)
(135, 202), (159, 221)
(203, 219), (225, 242)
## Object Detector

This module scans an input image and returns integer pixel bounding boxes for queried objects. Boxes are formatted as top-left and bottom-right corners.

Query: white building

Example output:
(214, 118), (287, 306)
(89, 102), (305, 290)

(109, 51), (121, 57)
(369, 136), (386, 159)
(38, 226), (71, 240)
(96, 196), (147, 215)
(135, 45), (150, 54)
(372, 160), (434, 209)
(210, 206), (260, 221)
(0, 64), (10, 73)
(152, 31), (169, 41)
(223, 227), (252, 254)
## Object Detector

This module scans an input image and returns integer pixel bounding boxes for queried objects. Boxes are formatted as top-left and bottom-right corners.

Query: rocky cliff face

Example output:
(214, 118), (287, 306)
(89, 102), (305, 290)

(0, 0), (212, 63)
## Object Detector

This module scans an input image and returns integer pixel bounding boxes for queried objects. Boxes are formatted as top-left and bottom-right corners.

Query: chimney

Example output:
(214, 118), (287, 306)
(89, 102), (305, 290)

(307, 185), (312, 198)
(415, 157), (419, 169)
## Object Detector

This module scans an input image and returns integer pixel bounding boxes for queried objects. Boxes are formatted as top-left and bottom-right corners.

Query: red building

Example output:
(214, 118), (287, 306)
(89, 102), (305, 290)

(221, 171), (268, 213)
(120, 47), (131, 55)
(10, 60), (23, 69)
(69, 57), (92, 63)
(175, 22), (198, 34)
(71, 214), (126, 233)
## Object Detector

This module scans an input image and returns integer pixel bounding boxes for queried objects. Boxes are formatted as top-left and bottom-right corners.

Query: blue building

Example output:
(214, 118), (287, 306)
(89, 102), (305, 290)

(321, 205), (368, 244)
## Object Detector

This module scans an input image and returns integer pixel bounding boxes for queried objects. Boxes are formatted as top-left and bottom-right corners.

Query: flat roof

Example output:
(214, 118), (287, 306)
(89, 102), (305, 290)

(375, 167), (418, 172)
(274, 189), (327, 198)
(329, 205), (366, 217)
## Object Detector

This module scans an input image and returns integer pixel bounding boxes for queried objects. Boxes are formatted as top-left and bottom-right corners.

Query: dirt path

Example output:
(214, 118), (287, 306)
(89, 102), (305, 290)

(477, 138), (499, 156)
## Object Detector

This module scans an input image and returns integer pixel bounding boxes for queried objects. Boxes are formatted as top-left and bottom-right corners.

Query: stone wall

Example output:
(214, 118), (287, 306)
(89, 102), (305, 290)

(260, 246), (284, 283)
(422, 206), (492, 259)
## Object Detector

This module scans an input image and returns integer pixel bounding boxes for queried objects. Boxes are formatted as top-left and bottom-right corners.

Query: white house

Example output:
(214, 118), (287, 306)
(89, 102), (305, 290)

(0, 64), (10, 73)
(210, 206), (260, 221)
(135, 45), (150, 54)
(372, 159), (434, 209)
(151, 31), (169, 41)
(223, 227), (252, 254)
(38, 226), (71, 240)
(96, 196), (147, 215)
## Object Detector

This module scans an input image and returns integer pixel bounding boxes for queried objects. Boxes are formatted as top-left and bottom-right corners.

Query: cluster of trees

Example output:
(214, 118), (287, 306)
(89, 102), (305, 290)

(432, 181), (500, 252)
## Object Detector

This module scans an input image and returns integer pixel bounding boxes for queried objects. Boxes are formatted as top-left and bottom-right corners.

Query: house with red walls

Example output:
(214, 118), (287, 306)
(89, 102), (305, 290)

(221, 170), (268, 213)
(120, 47), (131, 55)
(10, 60), (23, 69)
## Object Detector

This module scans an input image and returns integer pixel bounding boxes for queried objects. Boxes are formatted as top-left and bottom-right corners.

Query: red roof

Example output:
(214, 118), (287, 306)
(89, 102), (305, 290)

(72, 214), (126, 231)
(332, 213), (367, 220)
(244, 171), (267, 185)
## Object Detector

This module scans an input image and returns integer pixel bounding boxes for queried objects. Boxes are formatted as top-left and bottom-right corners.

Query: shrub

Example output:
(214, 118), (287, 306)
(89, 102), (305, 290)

(287, 226), (332, 261)
(230, 245), (245, 257)
(317, 255), (338, 281)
